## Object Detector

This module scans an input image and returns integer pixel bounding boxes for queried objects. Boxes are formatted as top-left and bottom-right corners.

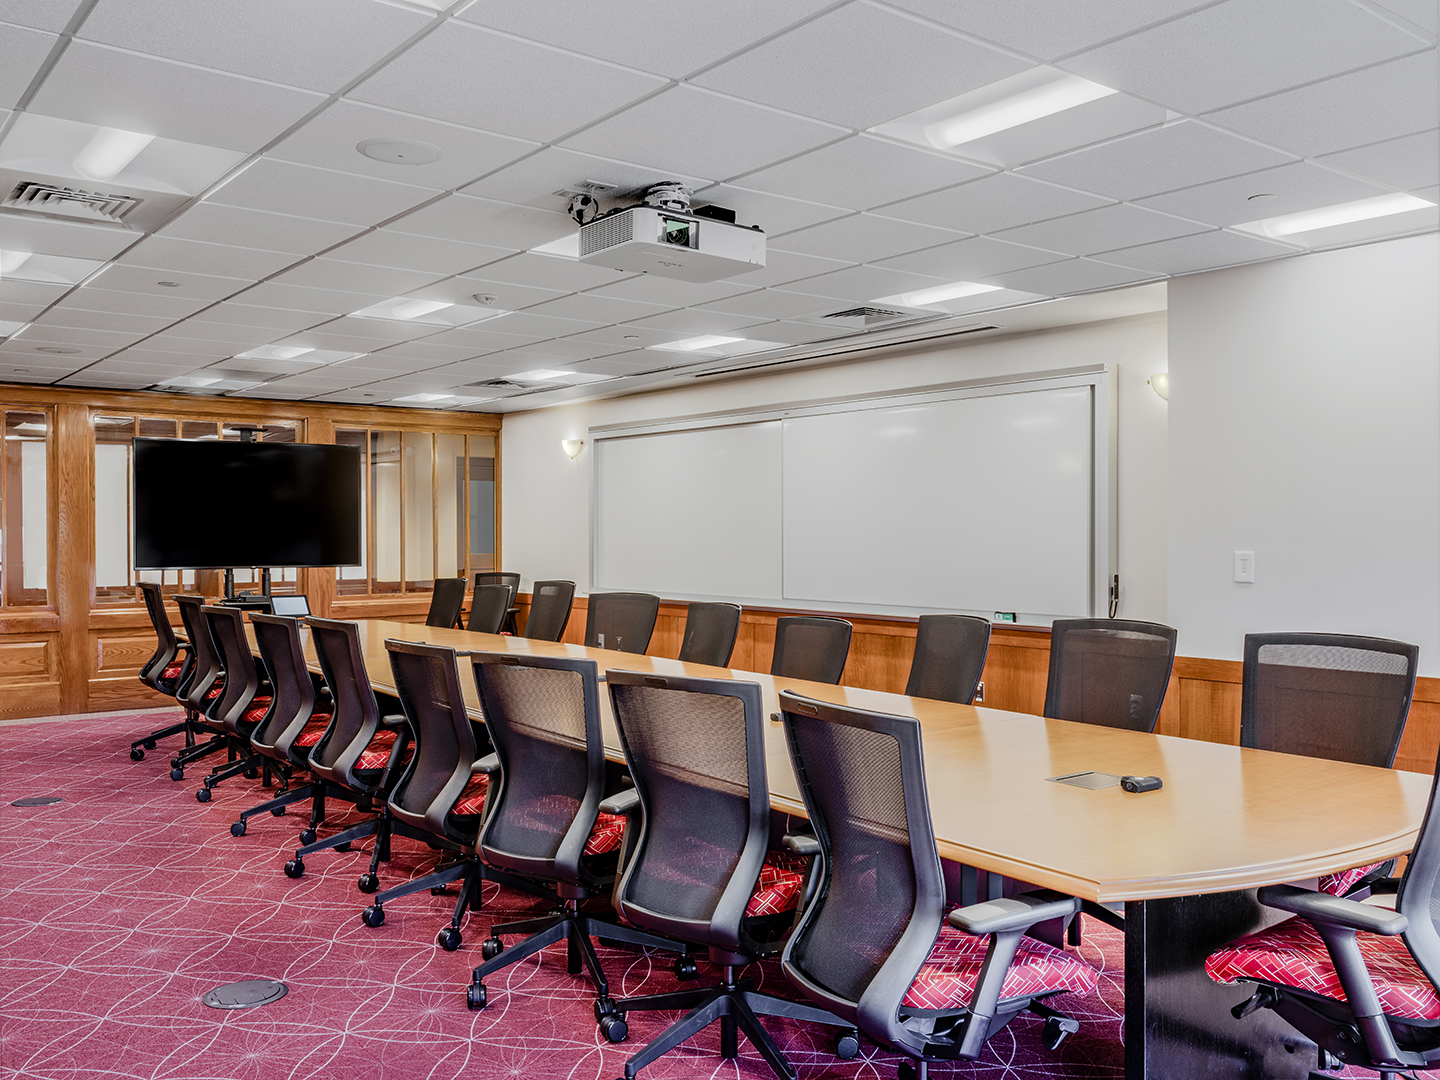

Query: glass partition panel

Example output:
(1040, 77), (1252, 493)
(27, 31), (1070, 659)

(436, 433), (465, 582)
(336, 428), (368, 595)
(95, 417), (136, 602)
(403, 431), (434, 589)
(468, 434), (496, 575)
(370, 430), (401, 592)
(3, 411), (49, 606)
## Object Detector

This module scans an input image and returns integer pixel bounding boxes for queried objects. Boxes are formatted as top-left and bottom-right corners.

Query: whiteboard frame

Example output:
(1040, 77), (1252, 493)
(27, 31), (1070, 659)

(590, 364), (1117, 622)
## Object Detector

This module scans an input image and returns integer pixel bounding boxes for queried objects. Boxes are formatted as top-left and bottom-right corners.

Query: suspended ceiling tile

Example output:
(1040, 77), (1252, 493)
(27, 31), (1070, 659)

(0, 338), (111, 360)
(522, 292), (669, 325)
(86, 264), (252, 301)
(423, 325), (553, 351)
(1369, 0), (1438, 34)
(990, 257), (1160, 295)
(0, 280), (69, 306)
(693, 2), (1029, 129)
(388, 193), (572, 251)
(148, 322), (280, 347)
(459, 251), (629, 293)
(569, 352), (669, 376)
(118, 236), (301, 280)
(0, 302), (50, 323)
(716, 249), (853, 289)
(1204, 50), (1439, 159)
(559, 324), (696, 350)
(874, 235), (1070, 280)
(1318, 128), (1440, 192)
(361, 342), (487, 368)
(210, 158), (439, 228)
(425, 274), (569, 311)
(461, 146), (710, 210)
(0, 0), (86, 32)
(881, 0), (1213, 62)
(735, 134), (992, 213)
(879, 172), (1112, 235)
(30, 41), (326, 151)
(421, 357), (528, 382)
(740, 320), (853, 344)
(198, 303), (331, 333)
(16, 325), (145, 348)
(269, 257), (447, 297)
(771, 212), (969, 263)
(780, 263), (951, 303)
(32, 306), (174, 334)
(324, 230), (511, 276)
(1100, 228), (1301, 274)
(0, 24), (56, 109)
(994, 203), (1210, 257)
(76, 0), (430, 93)
(159, 203), (362, 256)
(490, 309), (605, 339)
(491, 339), (630, 364)
(63, 287), (212, 319)
(693, 288), (837, 321)
(234, 281), (389, 315)
(0, 215), (139, 261)
(560, 85), (846, 182)
(1063, 0), (1430, 116)
(1018, 120), (1295, 202)
(623, 309), (773, 336)
(293, 317), (430, 345)
(581, 274), (755, 308)
(691, 184), (852, 238)
(456, 0), (837, 79)
(1136, 161), (1393, 227)
(348, 19), (666, 143)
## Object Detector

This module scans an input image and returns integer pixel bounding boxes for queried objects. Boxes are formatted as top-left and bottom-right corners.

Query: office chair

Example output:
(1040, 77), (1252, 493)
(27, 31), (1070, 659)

(426, 577), (467, 629)
(1043, 618), (1178, 732)
(905, 615), (992, 705)
(283, 618), (416, 888)
(1206, 745), (1440, 1080)
(229, 613), (334, 838)
(129, 582), (193, 762)
(600, 670), (857, 1079)
(779, 690), (1100, 1080)
(194, 604), (272, 802)
(1242, 632), (1419, 897)
(678, 602), (742, 667)
(522, 579), (575, 642)
(466, 583), (513, 634)
(771, 616), (852, 684)
(474, 571), (521, 633)
(584, 591), (660, 654)
(167, 595), (229, 781)
(464, 652), (684, 1011)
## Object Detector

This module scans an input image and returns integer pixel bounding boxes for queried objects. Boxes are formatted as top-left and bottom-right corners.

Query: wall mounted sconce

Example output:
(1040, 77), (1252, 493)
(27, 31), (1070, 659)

(562, 439), (584, 459)
(1148, 372), (1169, 401)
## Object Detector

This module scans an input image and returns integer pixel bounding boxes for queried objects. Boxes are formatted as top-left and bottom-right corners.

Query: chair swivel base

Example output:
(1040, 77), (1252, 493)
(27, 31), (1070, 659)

(605, 964), (858, 1080)
(129, 716), (187, 761)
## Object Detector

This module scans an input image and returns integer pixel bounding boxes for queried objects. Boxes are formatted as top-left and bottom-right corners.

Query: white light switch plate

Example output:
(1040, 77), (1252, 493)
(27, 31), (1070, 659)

(1234, 550), (1255, 583)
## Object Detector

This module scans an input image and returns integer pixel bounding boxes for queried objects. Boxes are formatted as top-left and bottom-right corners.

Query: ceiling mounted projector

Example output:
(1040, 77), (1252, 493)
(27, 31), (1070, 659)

(577, 204), (765, 282)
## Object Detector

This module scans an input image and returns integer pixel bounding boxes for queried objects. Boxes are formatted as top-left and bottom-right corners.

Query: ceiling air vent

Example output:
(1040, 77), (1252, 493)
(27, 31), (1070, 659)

(4, 180), (140, 225)
(823, 305), (911, 325)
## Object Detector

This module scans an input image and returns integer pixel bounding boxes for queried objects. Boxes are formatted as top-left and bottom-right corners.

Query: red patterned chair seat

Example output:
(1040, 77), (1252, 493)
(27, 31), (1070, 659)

(160, 661), (184, 679)
(449, 773), (490, 816)
(584, 811), (627, 855)
(203, 681), (225, 701)
(1206, 914), (1440, 1020)
(240, 696), (274, 724)
(1319, 861), (1386, 897)
(746, 852), (809, 917)
(901, 925), (1100, 1010)
(292, 713), (332, 748)
(354, 729), (408, 771)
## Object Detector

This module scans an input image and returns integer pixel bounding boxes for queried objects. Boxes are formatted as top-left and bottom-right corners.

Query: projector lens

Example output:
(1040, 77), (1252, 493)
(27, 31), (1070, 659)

(661, 217), (693, 247)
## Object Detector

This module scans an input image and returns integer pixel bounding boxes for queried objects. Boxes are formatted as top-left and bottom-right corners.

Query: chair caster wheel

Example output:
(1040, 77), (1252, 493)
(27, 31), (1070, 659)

(196, 787), (211, 803)
(834, 1031), (859, 1059)
(899, 1062), (920, 1080)
(335, 841), (351, 852)
(144, 739), (157, 750)
(284, 859), (305, 878)
(170, 768), (184, 781)
(131, 747), (145, 761)
(270, 806), (285, 817)
(481, 937), (504, 961)
(594, 996), (618, 1021)
(358, 873), (379, 893)
(673, 955), (698, 980)
(1041, 1016), (1078, 1051)
(230, 820), (246, 837)
(437, 927), (462, 951)
(243, 768), (259, 780)
(430, 885), (451, 896)
(466, 983), (487, 1010)
(299, 829), (316, 846)
(362, 905), (385, 928)
(599, 1014), (628, 1043)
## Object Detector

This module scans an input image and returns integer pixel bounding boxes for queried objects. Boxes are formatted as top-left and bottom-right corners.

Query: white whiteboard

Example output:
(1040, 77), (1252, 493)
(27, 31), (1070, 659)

(594, 421), (783, 599)
(592, 367), (1114, 621)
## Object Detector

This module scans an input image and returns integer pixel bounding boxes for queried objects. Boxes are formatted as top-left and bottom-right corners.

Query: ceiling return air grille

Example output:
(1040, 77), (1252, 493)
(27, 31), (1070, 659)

(805, 305), (952, 332)
(4, 181), (140, 224)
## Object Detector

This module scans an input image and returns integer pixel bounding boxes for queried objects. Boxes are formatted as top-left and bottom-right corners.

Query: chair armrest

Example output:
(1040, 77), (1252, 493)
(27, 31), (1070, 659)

(1258, 883), (1408, 936)
(949, 889), (1082, 937)
(380, 713), (408, 729)
(473, 753), (500, 775)
(782, 833), (821, 858)
(599, 788), (640, 816)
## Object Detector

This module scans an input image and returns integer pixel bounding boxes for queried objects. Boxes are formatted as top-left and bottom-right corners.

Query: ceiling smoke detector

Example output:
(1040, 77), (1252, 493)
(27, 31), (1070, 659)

(356, 139), (443, 165)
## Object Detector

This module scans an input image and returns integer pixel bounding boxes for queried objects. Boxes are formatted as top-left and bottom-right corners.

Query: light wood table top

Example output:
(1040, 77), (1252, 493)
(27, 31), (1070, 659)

(287, 618), (1433, 905)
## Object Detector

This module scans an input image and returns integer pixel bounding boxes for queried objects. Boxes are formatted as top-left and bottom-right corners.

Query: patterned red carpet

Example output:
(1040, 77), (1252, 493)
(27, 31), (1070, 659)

(1, 709), (1126, 1080)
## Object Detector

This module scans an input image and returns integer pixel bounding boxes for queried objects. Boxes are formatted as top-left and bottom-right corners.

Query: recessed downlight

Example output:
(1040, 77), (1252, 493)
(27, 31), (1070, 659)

(357, 139), (444, 165)
(157, 280), (181, 287)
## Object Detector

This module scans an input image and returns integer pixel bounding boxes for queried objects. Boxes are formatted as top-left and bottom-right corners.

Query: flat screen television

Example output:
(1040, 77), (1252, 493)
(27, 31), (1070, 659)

(133, 438), (362, 570)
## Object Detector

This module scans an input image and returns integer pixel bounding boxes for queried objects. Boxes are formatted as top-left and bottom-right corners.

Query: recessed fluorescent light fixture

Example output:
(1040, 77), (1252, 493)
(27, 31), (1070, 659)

(506, 369), (575, 381)
(924, 73), (1117, 149)
(889, 281), (1003, 308)
(237, 345), (314, 361)
(350, 297), (509, 327)
(392, 392), (453, 403)
(0, 321), (29, 338)
(0, 251), (33, 275)
(73, 127), (155, 182)
(531, 234), (581, 259)
(0, 252), (103, 286)
(159, 375), (223, 388)
(648, 335), (743, 353)
(1235, 193), (1436, 239)
(391, 298), (453, 320)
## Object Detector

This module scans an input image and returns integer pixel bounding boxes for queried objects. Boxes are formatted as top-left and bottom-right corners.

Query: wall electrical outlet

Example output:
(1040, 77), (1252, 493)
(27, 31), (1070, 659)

(1234, 550), (1255, 583)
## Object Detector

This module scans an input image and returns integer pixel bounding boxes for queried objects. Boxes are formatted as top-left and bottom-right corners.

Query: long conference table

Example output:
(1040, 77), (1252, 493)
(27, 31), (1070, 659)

(284, 618), (1433, 1080)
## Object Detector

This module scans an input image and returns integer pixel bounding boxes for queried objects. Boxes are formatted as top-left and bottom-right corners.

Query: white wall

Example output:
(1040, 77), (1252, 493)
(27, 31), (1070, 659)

(1168, 233), (1440, 674)
(501, 312), (1170, 624)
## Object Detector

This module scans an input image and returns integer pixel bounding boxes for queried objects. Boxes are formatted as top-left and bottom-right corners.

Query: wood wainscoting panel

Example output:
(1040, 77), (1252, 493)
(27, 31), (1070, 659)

(1397, 679), (1440, 775)
(0, 634), (61, 716)
(1177, 677), (1244, 745)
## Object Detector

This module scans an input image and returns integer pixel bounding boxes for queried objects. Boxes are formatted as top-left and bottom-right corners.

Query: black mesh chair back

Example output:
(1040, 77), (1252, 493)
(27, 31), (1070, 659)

(778, 690), (944, 1042)
(474, 572), (520, 607)
(138, 581), (183, 689)
(1395, 760), (1440, 996)
(1241, 633), (1419, 767)
(471, 651), (604, 884)
(584, 592), (659, 654)
(202, 604), (264, 733)
(905, 614), (992, 704)
(307, 617), (383, 790)
(678, 602), (742, 667)
(466, 583), (513, 634)
(1043, 619), (1177, 733)
(426, 577), (467, 629)
(386, 639), (479, 843)
(771, 616), (852, 684)
(249, 613), (318, 762)
(607, 671), (768, 951)
(173, 595), (222, 711)
(524, 579), (575, 642)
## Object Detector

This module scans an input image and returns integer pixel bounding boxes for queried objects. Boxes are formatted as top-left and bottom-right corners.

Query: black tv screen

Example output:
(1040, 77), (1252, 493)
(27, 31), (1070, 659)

(134, 439), (362, 569)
